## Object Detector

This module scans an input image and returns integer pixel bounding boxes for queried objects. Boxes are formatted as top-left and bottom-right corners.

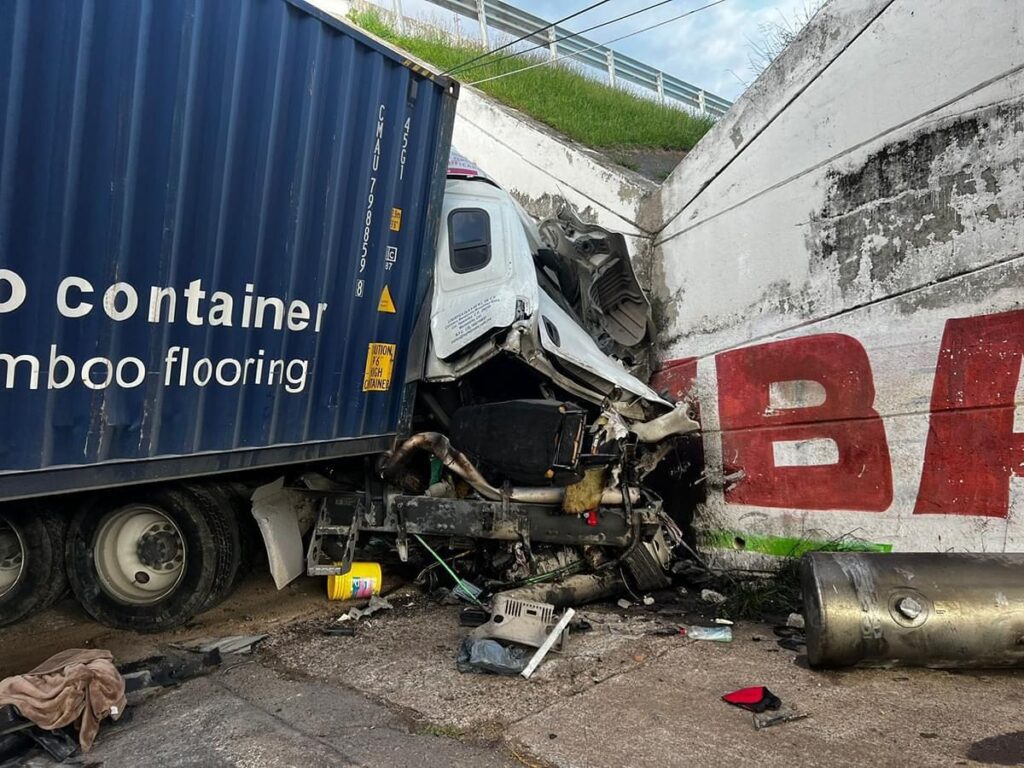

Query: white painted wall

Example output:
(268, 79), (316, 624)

(649, 0), (1024, 560)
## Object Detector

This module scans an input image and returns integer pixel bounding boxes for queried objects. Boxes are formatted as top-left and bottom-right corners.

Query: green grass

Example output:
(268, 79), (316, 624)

(349, 8), (713, 151)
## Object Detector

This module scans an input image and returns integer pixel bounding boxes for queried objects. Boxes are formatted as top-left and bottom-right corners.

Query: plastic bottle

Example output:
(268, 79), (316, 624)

(683, 625), (733, 642)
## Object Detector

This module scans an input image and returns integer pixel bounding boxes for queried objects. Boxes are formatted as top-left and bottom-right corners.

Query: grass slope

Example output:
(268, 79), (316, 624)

(350, 8), (713, 151)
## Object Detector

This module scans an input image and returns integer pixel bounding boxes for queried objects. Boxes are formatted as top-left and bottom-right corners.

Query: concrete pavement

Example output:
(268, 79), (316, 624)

(2, 575), (1022, 767)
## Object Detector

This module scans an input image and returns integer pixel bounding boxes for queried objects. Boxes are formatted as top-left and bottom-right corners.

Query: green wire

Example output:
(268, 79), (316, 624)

(412, 534), (484, 606)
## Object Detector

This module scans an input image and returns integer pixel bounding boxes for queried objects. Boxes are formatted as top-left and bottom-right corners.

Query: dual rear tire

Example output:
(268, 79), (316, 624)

(0, 508), (67, 628)
(0, 483), (256, 632)
(66, 483), (255, 631)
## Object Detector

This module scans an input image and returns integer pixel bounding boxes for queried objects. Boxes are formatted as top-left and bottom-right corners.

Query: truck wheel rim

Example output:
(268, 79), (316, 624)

(0, 519), (24, 599)
(94, 505), (186, 605)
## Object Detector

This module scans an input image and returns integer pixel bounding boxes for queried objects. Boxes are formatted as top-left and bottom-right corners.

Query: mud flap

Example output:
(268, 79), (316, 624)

(251, 478), (317, 590)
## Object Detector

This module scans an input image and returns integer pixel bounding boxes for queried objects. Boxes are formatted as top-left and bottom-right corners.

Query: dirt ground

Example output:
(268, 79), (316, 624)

(2, 573), (1023, 767)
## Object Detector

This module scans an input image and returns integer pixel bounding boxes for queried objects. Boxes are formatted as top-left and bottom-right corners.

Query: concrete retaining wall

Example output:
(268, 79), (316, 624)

(648, 0), (1024, 560)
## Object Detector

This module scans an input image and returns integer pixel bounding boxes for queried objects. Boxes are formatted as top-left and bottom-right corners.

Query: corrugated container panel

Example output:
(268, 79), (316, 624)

(0, 0), (458, 498)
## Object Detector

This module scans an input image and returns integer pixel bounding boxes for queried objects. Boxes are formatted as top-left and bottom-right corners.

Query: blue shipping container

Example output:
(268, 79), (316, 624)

(0, 0), (458, 500)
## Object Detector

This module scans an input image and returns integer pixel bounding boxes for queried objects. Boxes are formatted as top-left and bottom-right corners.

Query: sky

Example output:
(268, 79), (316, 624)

(383, 0), (820, 102)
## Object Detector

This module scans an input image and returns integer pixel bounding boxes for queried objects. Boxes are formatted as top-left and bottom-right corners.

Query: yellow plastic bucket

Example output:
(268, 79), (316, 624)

(326, 562), (382, 601)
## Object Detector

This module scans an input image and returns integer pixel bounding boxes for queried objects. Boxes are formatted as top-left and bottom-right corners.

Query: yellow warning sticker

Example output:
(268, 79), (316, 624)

(377, 285), (396, 314)
(362, 343), (396, 392)
(389, 208), (402, 231)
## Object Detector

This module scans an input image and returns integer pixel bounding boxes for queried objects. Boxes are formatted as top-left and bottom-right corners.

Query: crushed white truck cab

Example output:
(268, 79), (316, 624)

(266, 154), (700, 611)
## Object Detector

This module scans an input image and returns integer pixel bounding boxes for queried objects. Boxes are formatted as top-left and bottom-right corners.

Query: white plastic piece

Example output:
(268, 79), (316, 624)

(630, 402), (700, 443)
(521, 607), (576, 679)
(251, 478), (316, 590)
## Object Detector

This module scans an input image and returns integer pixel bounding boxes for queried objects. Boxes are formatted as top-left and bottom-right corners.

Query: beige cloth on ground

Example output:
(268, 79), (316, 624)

(0, 648), (127, 751)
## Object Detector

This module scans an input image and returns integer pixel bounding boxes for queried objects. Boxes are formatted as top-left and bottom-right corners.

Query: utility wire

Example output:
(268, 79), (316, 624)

(451, 0), (681, 77)
(441, 0), (616, 75)
(467, 0), (726, 87)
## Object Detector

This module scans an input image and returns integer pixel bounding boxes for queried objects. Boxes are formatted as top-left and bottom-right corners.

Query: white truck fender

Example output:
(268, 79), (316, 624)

(250, 477), (316, 590)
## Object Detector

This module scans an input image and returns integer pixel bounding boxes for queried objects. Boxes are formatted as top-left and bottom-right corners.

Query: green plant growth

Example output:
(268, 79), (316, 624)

(708, 532), (890, 620)
(349, 8), (714, 151)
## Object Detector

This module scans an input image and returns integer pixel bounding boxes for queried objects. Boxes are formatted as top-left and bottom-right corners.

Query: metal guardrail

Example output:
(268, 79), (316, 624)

(388, 0), (732, 117)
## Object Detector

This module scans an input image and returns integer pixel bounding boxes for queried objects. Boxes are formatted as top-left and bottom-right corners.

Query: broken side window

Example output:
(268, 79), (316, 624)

(449, 208), (491, 273)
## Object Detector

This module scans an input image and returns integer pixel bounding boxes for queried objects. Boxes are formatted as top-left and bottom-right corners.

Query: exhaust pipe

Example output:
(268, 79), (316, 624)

(801, 552), (1024, 668)
(381, 432), (638, 506)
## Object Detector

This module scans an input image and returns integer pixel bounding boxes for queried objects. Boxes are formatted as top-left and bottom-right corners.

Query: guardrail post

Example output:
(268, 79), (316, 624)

(697, 89), (706, 115)
(606, 50), (615, 87)
(548, 26), (557, 59)
(392, 0), (405, 34)
(656, 71), (664, 103)
(476, 0), (489, 48)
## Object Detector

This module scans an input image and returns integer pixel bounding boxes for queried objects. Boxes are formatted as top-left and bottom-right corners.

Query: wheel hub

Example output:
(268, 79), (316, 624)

(93, 506), (186, 605)
(0, 521), (25, 598)
(137, 526), (183, 571)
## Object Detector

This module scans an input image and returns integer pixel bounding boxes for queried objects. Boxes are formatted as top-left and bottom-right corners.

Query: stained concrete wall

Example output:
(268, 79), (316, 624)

(648, 0), (1024, 561)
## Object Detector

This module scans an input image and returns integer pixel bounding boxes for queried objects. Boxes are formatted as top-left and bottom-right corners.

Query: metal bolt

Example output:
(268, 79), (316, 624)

(896, 596), (923, 620)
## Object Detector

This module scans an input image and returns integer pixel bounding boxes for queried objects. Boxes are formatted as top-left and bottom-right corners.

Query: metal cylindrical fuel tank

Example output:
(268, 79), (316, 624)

(801, 552), (1024, 668)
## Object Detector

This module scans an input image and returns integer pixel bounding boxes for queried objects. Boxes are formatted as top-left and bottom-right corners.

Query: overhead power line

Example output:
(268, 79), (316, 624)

(466, 0), (727, 87)
(441, 0), (615, 75)
(452, 0), (681, 77)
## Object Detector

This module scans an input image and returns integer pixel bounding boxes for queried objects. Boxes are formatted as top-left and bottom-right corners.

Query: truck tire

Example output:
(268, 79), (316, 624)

(0, 508), (67, 627)
(213, 481), (264, 585)
(183, 483), (242, 612)
(66, 488), (232, 632)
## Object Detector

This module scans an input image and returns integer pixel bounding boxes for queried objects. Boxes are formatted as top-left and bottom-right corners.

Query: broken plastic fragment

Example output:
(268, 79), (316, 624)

(722, 686), (782, 713)
(522, 608), (576, 679)
(176, 635), (269, 655)
(340, 595), (393, 622)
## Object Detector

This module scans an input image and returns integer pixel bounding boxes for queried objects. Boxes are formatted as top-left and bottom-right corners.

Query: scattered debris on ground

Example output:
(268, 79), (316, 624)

(456, 638), (529, 676)
(521, 608), (576, 680)
(722, 686), (782, 713)
(0, 638), (271, 764)
(335, 595), (394, 623)
(173, 635), (269, 655)
(700, 589), (727, 605)
(121, 650), (222, 698)
(753, 706), (810, 730)
(685, 625), (733, 642)
(722, 685), (809, 730)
